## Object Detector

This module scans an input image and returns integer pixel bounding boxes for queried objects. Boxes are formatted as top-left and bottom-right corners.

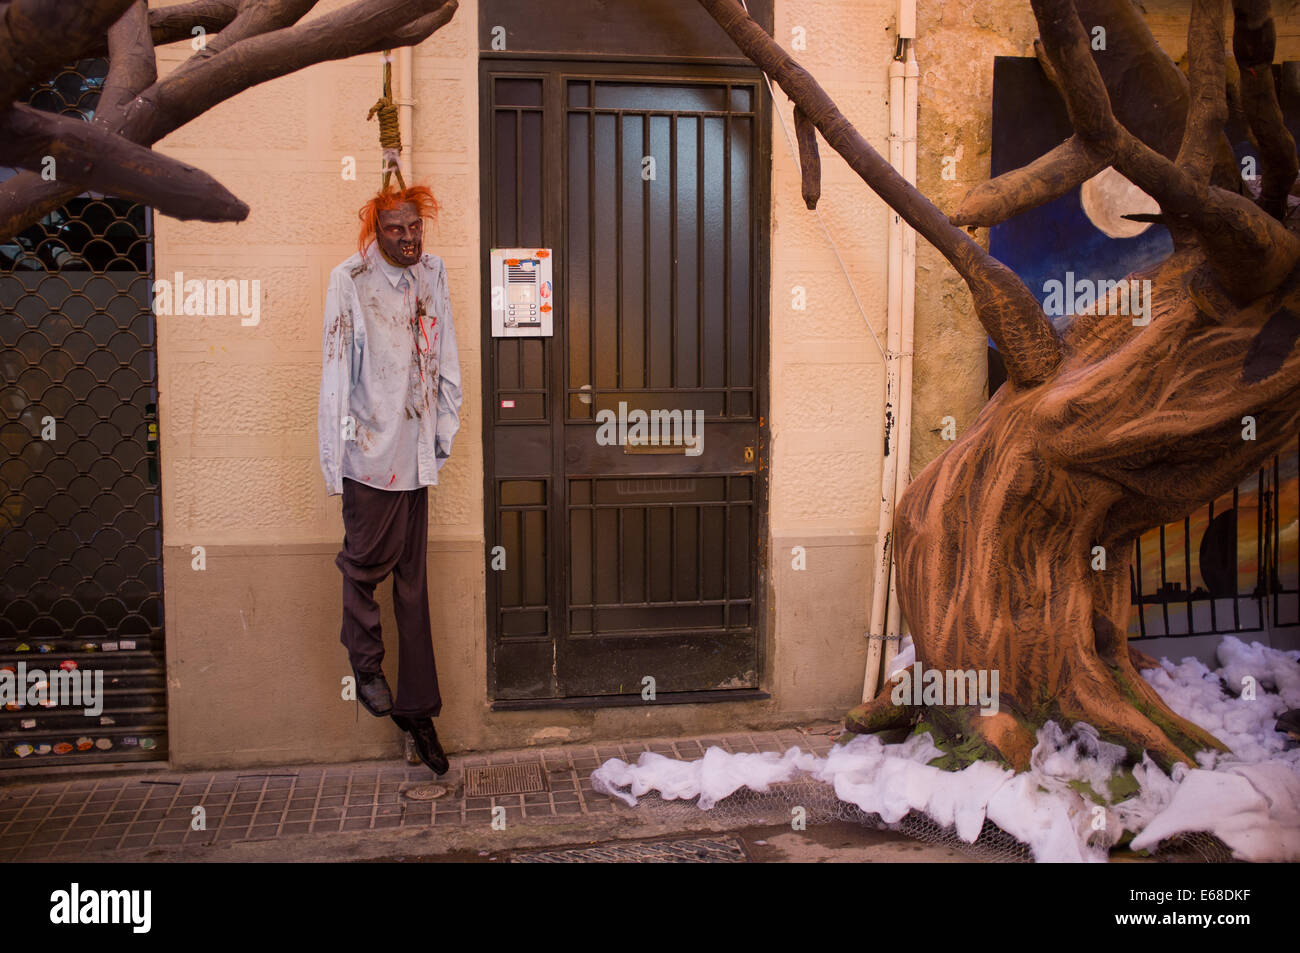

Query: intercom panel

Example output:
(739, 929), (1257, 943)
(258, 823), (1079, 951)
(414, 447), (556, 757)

(490, 247), (554, 337)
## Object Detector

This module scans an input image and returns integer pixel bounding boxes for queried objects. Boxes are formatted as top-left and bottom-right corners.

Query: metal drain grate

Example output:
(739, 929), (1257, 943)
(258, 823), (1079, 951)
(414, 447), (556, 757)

(512, 835), (749, 863)
(463, 762), (548, 797)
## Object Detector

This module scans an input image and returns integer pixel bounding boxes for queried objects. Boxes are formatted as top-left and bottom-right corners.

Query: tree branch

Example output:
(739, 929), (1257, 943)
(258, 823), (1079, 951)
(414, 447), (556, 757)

(1175, 0), (1228, 185)
(0, 0), (458, 241)
(117, 0), (458, 145)
(146, 1), (240, 47)
(1233, 0), (1299, 220)
(696, 0), (1062, 387)
(793, 105), (820, 210)
(0, 104), (248, 222)
(0, 0), (136, 110)
(953, 0), (1226, 228)
(1032, 0), (1300, 301)
(97, 0), (155, 124)
(168, 0), (319, 78)
(953, 135), (1107, 227)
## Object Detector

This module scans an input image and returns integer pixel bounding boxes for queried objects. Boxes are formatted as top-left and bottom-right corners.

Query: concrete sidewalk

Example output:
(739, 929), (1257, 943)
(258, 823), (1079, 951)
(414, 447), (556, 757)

(0, 722), (975, 863)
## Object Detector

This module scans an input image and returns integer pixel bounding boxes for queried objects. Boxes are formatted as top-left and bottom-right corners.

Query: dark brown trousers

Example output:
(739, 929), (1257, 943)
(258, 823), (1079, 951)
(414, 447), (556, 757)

(336, 476), (442, 718)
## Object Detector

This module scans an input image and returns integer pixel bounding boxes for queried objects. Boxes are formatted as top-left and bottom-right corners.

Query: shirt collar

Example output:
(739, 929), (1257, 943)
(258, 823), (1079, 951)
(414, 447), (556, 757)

(366, 242), (413, 289)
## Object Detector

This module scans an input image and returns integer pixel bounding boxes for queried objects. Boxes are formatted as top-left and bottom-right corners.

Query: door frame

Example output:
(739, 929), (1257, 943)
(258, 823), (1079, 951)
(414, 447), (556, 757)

(478, 56), (772, 708)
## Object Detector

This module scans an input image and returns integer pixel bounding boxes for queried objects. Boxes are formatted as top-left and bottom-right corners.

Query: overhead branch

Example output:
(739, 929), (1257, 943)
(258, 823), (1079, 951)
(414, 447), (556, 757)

(1232, 0), (1299, 220)
(793, 105), (821, 210)
(957, 0), (1243, 230)
(1175, 0), (1228, 185)
(77, 1), (240, 56)
(168, 0), (320, 77)
(1032, 0), (1300, 301)
(97, 0), (155, 124)
(696, 0), (1061, 388)
(0, 0), (136, 110)
(0, 104), (248, 223)
(0, 0), (458, 241)
(953, 136), (1106, 227)
(146, 1), (240, 46)
(122, 0), (458, 144)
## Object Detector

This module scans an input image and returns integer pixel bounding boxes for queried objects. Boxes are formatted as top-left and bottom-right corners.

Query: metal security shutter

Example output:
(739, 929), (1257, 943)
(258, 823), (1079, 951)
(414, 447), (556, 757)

(0, 58), (167, 768)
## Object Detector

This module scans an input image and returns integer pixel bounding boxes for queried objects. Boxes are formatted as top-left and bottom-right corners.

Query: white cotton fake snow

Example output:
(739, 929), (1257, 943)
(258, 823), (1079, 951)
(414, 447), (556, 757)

(589, 635), (1300, 862)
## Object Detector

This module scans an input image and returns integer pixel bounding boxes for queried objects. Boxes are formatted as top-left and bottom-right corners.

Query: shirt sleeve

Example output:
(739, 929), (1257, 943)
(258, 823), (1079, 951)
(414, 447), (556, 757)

(434, 258), (463, 471)
(317, 267), (354, 496)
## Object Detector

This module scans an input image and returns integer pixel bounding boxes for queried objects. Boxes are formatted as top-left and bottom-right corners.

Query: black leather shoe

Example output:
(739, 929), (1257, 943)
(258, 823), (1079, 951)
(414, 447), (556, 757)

(352, 667), (393, 717)
(392, 714), (449, 776)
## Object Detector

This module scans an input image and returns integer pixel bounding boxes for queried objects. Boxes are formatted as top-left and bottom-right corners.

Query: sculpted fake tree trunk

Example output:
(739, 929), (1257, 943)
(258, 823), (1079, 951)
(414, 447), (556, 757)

(699, 0), (1300, 772)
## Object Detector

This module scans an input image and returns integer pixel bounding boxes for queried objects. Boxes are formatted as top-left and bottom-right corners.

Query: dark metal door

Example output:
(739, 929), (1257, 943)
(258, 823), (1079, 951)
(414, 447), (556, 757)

(482, 61), (770, 702)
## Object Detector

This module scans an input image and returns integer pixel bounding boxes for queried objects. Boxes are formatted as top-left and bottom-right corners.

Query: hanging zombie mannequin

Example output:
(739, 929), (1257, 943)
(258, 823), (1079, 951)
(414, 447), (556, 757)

(317, 185), (463, 777)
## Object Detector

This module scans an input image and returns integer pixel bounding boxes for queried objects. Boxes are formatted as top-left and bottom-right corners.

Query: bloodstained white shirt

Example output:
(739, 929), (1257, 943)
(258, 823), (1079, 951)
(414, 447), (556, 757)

(317, 241), (462, 495)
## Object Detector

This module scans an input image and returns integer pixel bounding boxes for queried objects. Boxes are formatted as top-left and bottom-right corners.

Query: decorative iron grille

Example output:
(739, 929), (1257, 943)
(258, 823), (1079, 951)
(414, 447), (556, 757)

(1129, 437), (1300, 641)
(0, 58), (167, 768)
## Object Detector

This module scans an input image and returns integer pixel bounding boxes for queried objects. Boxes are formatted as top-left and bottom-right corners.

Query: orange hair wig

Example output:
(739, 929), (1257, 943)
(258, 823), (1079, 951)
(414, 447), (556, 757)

(357, 184), (440, 256)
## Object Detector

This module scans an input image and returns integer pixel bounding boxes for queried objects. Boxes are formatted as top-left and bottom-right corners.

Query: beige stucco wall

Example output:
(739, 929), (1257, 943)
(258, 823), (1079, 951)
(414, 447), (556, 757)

(150, 0), (914, 770)
(153, 0), (487, 767)
(148, 0), (1287, 770)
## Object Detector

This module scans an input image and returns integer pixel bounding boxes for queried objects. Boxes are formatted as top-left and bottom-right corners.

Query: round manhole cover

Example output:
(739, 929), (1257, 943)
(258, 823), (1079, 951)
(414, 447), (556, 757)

(400, 782), (449, 801)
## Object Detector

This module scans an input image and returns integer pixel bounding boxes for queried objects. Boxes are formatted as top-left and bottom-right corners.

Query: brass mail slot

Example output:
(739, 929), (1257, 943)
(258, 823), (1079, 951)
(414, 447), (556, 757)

(622, 441), (689, 455)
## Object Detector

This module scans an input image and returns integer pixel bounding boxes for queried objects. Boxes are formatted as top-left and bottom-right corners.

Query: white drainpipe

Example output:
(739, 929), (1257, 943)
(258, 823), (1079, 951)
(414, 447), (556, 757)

(883, 39), (919, 677)
(397, 45), (416, 182)
(863, 0), (918, 701)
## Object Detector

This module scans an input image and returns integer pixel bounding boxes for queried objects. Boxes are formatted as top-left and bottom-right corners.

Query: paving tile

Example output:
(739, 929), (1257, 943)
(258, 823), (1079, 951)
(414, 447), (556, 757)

(0, 726), (849, 858)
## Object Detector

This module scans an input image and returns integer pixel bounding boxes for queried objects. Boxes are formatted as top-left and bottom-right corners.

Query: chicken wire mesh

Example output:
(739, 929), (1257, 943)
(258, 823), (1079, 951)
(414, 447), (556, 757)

(603, 775), (1236, 864)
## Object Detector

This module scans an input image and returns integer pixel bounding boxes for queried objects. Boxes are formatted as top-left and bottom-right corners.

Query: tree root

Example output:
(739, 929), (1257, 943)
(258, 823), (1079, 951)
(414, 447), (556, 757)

(844, 655), (1228, 775)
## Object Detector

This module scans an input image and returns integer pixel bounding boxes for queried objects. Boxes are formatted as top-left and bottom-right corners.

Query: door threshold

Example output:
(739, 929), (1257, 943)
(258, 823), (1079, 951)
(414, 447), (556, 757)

(490, 688), (770, 712)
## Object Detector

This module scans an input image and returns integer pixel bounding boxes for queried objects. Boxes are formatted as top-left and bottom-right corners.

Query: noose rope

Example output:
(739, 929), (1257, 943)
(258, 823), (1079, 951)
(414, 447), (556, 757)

(367, 51), (406, 191)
